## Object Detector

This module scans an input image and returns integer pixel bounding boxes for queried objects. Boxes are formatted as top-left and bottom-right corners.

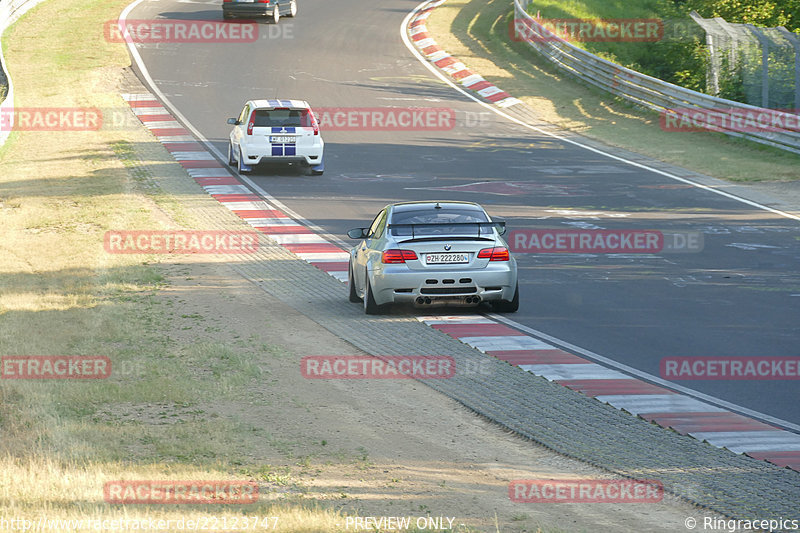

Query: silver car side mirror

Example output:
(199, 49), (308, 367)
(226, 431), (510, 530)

(347, 228), (368, 239)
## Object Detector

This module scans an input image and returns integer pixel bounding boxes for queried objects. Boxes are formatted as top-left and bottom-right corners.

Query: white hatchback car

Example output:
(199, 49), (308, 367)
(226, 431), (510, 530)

(227, 99), (324, 175)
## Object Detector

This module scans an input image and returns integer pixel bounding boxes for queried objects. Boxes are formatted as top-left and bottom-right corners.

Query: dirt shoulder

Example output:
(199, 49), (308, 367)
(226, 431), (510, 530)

(0, 0), (725, 531)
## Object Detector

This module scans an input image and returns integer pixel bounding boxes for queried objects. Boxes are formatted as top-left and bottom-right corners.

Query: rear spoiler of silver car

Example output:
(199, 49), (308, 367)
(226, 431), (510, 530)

(388, 221), (505, 240)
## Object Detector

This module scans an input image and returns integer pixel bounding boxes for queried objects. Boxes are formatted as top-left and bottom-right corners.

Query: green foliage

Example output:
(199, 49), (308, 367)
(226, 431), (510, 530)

(527, 0), (799, 100)
(528, 0), (708, 90)
(676, 0), (800, 32)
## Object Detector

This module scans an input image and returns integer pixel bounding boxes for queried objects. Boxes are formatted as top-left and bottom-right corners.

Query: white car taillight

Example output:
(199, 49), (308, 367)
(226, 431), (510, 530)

(308, 109), (319, 135)
(246, 110), (256, 135)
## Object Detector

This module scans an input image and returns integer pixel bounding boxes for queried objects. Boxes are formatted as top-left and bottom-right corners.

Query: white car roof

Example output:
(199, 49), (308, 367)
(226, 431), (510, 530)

(249, 99), (310, 110)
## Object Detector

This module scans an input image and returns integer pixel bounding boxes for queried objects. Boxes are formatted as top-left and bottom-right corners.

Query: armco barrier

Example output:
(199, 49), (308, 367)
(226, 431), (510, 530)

(0, 0), (51, 148)
(513, 0), (800, 155)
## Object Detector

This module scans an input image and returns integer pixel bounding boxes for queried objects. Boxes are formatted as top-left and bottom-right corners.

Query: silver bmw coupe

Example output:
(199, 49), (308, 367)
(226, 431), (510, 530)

(346, 201), (519, 314)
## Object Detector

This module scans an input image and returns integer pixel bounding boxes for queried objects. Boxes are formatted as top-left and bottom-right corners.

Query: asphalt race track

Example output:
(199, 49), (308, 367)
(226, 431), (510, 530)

(127, 0), (800, 428)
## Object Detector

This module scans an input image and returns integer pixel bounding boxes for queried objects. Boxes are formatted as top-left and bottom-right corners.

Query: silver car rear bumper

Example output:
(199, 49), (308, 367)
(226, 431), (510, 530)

(369, 264), (516, 306)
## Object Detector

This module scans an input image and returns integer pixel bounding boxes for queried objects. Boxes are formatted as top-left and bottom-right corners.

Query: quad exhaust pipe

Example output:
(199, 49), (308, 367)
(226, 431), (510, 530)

(415, 296), (481, 305)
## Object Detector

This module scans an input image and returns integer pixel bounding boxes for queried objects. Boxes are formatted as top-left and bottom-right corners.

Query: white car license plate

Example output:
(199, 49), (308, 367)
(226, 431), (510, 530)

(426, 253), (468, 264)
(269, 136), (296, 143)
(236, 0), (255, 3)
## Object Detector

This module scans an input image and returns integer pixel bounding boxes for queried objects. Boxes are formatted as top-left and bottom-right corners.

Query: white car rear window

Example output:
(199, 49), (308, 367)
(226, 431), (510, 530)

(253, 109), (312, 128)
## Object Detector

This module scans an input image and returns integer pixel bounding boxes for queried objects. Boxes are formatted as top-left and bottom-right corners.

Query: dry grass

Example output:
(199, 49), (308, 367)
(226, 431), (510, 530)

(0, 1), (397, 531)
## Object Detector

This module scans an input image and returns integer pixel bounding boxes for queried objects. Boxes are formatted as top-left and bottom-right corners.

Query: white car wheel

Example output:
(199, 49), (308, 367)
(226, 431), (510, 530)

(237, 148), (250, 174)
(271, 4), (280, 23)
(287, 0), (297, 17)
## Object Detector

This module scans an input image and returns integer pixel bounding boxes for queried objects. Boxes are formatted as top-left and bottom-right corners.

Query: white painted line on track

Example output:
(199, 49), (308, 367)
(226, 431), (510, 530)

(418, 316), (496, 325)
(596, 394), (725, 415)
(218, 201), (273, 211)
(692, 431), (800, 453)
(521, 364), (634, 381)
(458, 335), (555, 352)
(201, 185), (252, 195)
(171, 151), (217, 161)
(267, 234), (330, 245)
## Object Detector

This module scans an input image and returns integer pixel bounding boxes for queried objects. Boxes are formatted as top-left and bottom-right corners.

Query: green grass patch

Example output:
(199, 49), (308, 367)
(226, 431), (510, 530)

(524, 0), (705, 91)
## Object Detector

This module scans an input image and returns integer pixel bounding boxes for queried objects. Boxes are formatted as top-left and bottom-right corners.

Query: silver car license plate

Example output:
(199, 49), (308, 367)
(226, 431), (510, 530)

(426, 253), (468, 264)
(269, 136), (295, 143)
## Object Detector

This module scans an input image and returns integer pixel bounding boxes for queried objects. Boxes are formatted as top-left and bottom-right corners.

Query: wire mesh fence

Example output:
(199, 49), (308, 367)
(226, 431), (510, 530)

(691, 11), (800, 110)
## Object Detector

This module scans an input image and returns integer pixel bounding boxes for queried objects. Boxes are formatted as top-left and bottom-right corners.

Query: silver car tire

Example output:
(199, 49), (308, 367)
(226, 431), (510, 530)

(271, 4), (280, 23)
(363, 274), (380, 315)
(348, 263), (362, 303)
(287, 0), (297, 17)
(493, 281), (519, 313)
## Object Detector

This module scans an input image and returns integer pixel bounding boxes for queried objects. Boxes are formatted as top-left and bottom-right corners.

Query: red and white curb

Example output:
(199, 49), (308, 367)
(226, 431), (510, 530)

(121, 92), (800, 473)
(418, 315), (800, 469)
(408, 0), (522, 109)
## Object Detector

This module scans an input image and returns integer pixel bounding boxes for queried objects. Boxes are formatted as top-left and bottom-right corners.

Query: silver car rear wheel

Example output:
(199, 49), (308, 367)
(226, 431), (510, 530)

(493, 281), (519, 313)
(363, 275), (380, 315)
(348, 263), (362, 303)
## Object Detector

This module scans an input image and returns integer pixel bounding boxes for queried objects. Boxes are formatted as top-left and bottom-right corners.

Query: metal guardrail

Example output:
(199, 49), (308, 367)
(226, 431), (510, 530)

(0, 0), (51, 147)
(513, 0), (800, 155)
